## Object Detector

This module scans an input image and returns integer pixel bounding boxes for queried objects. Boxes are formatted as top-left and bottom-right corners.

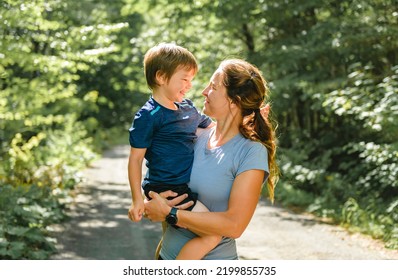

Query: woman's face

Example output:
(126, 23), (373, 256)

(202, 69), (231, 118)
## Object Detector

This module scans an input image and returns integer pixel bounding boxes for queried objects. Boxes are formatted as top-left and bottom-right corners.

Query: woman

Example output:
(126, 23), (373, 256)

(144, 58), (278, 260)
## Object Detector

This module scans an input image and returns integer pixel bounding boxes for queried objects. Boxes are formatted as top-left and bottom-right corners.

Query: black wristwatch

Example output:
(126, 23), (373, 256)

(165, 207), (178, 225)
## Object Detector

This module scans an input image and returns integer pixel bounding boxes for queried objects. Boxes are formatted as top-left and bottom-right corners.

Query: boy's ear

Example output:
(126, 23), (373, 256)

(156, 71), (166, 85)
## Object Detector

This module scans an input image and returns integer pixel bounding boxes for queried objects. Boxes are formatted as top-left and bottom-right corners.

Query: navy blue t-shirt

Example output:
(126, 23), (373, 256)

(129, 97), (212, 186)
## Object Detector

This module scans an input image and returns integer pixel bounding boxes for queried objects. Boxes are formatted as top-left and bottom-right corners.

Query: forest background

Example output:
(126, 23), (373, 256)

(1, 0), (397, 259)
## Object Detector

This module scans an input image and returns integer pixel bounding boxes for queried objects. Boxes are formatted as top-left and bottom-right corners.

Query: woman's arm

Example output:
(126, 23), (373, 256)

(145, 169), (265, 239)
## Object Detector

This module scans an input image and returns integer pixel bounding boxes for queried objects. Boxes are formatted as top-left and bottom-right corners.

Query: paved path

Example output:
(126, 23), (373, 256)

(51, 145), (161, 260)
(51, 145), (398, 260)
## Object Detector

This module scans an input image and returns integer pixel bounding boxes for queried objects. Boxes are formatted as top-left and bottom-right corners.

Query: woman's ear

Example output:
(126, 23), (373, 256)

(229, 95), (240, 108)
(228, 98), (239, 114)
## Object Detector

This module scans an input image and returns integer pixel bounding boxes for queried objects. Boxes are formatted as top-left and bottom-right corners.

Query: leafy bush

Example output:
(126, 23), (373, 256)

(0, 0), (120, 259)
(276, 65), (398, 249)
(0, 116), (97, 259)
(0, 184), (70, 259)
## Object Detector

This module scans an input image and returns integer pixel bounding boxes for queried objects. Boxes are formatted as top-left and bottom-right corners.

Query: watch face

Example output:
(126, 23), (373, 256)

(166, 208), (178, 225)
(166, 214), (177, 225)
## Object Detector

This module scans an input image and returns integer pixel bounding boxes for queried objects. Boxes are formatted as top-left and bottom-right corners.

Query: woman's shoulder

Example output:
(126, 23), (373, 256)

(233, 136), (268, 165)
(238, 135), (267, 151)
(233, 136), (269, 175)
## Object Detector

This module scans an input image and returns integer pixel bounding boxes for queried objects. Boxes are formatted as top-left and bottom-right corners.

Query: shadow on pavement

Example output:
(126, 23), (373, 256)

(51, 145), (162, 260)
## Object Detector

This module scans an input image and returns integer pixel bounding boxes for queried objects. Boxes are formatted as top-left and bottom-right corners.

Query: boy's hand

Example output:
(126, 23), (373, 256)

(128, 200), (145, 222)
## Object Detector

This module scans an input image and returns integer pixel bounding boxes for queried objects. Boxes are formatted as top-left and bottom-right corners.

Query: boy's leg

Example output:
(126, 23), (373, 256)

(175, 201), (222, 260)
(176, 235), (222, 260)
(190, 200), (208, 212)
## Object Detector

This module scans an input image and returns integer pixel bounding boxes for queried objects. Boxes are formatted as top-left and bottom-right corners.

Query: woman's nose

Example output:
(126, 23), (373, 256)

(202, 86), (209, 96)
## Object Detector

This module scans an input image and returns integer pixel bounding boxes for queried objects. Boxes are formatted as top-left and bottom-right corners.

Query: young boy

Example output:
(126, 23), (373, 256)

(127, 43), (220, 259)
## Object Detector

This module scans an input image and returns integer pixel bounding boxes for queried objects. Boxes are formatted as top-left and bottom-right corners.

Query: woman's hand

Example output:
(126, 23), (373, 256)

(260, 103), (270, 119)
(144, 191), (193, 222)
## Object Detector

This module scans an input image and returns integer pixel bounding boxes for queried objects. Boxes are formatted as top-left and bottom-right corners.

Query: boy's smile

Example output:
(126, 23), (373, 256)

(155, 67), (196, 108)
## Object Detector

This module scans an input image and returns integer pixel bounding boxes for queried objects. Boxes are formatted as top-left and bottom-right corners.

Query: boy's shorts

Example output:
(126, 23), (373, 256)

(143, 183), (197, 211)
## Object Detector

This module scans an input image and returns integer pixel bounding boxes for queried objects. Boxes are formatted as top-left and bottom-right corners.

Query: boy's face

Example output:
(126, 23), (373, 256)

(159, 67), (195, 103)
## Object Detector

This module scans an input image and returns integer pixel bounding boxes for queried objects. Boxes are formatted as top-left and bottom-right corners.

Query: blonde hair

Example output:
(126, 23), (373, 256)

(219, 59), (279, 202)
(143, 43), (198, 90)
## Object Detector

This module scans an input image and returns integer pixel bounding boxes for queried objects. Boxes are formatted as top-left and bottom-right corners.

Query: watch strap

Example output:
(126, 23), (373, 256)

(169, 207), (178, 216)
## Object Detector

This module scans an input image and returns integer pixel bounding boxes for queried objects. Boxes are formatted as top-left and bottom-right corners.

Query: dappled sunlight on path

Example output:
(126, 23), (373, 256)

(237, 200), (398, 260)
(51, 145), (161, 260)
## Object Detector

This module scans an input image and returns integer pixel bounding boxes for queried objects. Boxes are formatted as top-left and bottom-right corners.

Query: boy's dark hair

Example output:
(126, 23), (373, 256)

(144, 43), (198, 90)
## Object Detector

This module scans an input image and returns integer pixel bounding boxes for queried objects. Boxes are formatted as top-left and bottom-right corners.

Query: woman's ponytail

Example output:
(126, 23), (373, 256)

(220, 59), (279, 203)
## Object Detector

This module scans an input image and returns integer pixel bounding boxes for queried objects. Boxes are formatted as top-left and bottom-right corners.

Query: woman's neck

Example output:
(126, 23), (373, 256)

(208, 114), (241, 148)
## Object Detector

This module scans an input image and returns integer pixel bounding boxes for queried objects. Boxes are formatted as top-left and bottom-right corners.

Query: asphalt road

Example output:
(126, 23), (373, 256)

(50, 145), (398, 260)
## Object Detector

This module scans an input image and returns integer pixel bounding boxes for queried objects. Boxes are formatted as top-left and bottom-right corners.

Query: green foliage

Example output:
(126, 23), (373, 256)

(0, 0), (127, 259)
(0, 184), (69, 259)
(323, 64), (398, 135)
(2, 0), (397, 256)
(342, 197), (398, 249)
(343, 141), (398, 192)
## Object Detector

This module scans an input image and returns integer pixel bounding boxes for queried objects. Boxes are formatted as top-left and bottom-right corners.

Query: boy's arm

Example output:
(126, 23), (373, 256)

(196, 122), (215, 137)
(128, 147), (147, 221)
(197, 109), (215, 136)
(207, 122), (216, 128)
